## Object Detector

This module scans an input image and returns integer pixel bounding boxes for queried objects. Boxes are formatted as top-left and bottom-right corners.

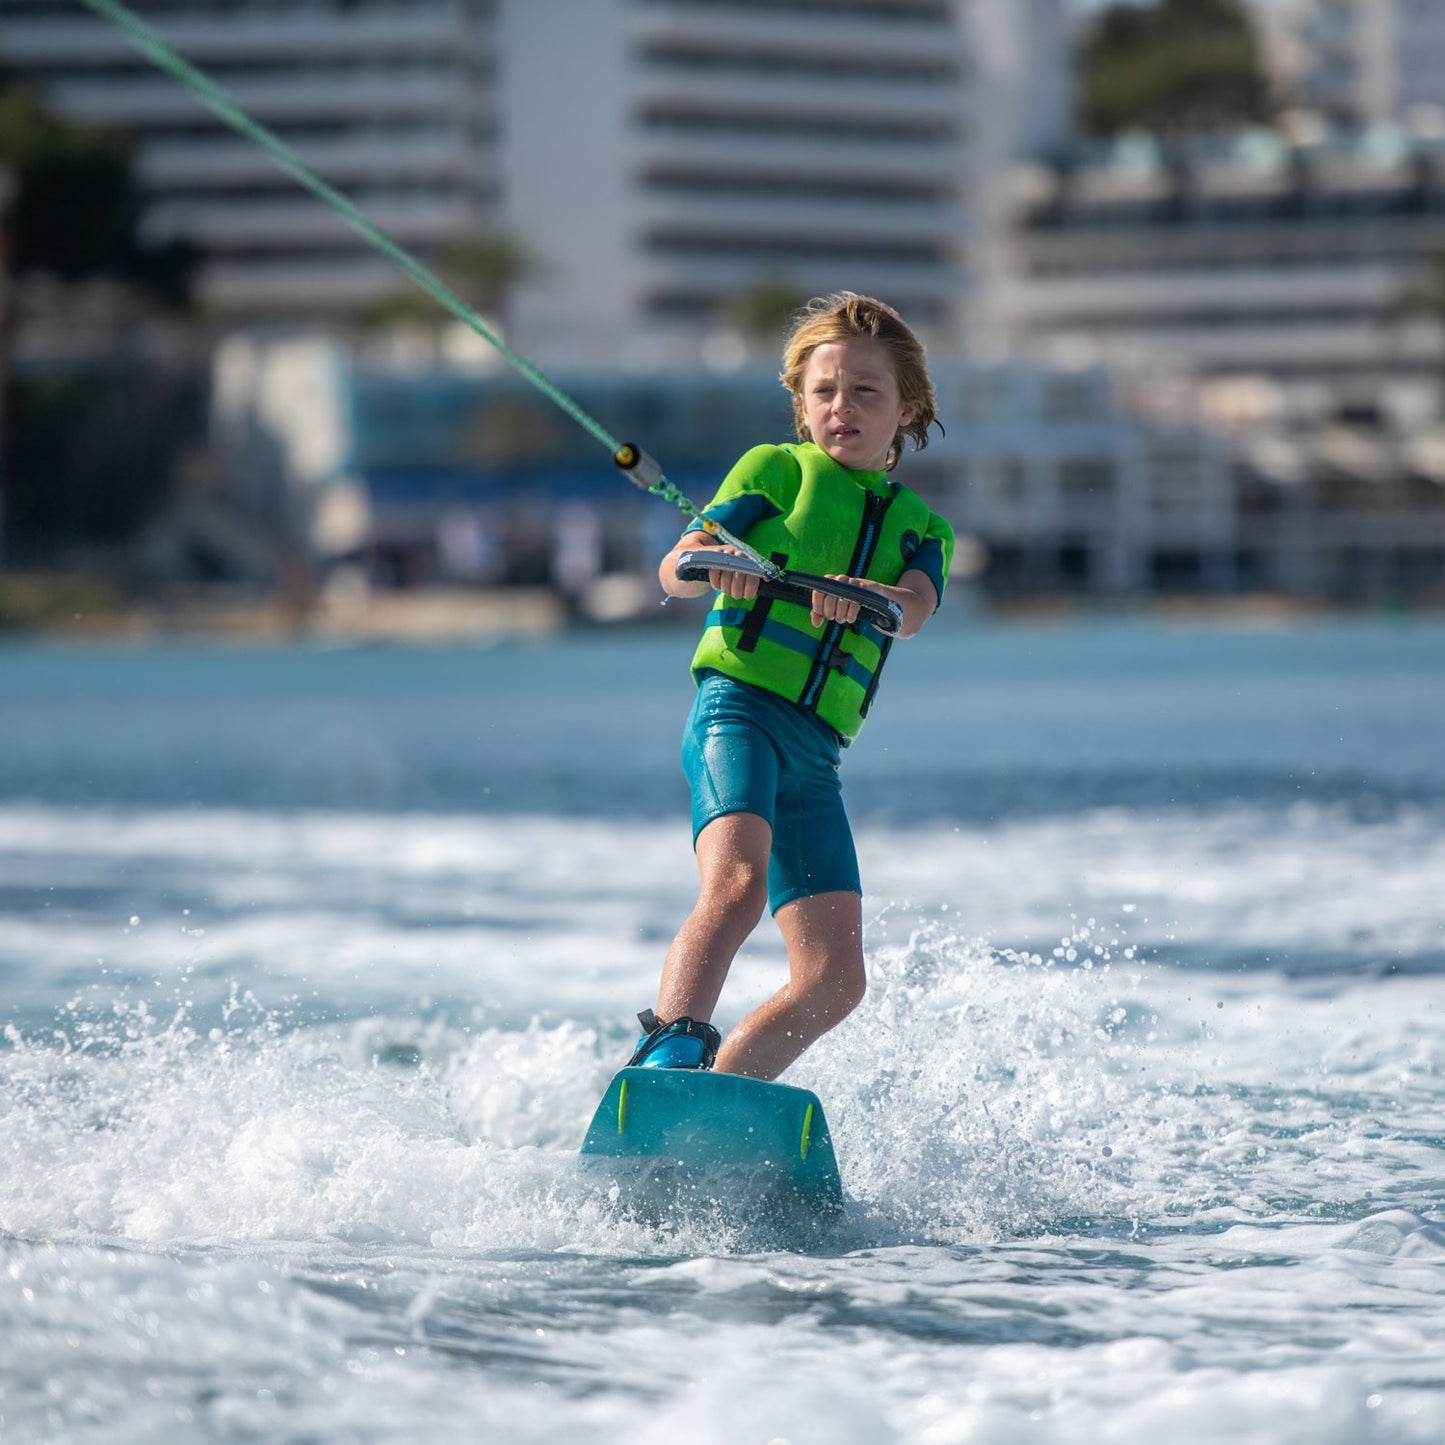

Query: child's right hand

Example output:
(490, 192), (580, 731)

(705, 548), (761, 601)
(660, 534), (760, 601)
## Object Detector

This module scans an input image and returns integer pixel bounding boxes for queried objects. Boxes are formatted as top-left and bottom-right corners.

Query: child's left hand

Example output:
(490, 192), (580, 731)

(811, 576), (867, 629)
(813, 571), (938, 638)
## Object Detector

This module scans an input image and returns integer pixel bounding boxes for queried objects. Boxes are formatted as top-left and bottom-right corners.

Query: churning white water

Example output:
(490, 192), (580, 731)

(2, 620), (1443, 1442)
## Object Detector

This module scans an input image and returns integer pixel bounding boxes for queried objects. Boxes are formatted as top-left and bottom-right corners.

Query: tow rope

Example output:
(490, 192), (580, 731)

(79, 0), (782, 577)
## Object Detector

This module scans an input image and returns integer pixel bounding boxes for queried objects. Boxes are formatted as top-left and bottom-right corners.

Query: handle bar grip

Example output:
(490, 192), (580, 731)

(675, 550), (903, 636)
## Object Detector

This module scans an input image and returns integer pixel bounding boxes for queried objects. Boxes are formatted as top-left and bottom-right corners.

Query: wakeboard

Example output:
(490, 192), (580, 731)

(580, 1067), (843, 1214)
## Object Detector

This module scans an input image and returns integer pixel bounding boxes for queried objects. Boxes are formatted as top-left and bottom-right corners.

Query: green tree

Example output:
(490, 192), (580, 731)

(0, 70), (200, 564)
(1392, 249), (1445, 411)
(0, 74), (197, 298)
(1079, 0), (1271, 137)
(353, 229), (536, 337)
(721, 271), (809, 349)
(439, 232), (536, 320)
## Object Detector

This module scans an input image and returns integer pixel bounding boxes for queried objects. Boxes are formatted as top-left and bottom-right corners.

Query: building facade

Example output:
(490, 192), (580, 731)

(498, 0), (977, 364)
(1000, 122), (1445, 391)
(0, 0), (500, 318)
(993, 116), (1445, 602)
(1259, 0), (1445, 125)
(214, 337), (1445, 612)
(0, 0), (1080, 364)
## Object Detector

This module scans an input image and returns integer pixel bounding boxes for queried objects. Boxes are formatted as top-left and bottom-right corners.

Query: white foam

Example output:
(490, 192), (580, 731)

(5, 913), (1442, 1259)
(5, 800), (1443, 1044)
(4, 795), (1445, 1442)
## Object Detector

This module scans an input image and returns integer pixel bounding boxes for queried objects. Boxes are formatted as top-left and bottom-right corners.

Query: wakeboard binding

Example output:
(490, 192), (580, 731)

(628, 1009), (721, 1070)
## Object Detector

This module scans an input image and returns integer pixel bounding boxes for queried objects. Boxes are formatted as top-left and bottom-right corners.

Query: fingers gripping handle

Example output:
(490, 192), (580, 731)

(674, 550), (904, 636)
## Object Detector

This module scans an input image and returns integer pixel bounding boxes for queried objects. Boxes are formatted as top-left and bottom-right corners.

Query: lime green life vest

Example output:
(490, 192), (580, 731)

(690, 443), (940, 742)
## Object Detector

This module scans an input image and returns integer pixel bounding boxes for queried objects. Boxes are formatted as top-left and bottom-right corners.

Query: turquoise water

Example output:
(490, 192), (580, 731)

(2, 617), (1444, 1442)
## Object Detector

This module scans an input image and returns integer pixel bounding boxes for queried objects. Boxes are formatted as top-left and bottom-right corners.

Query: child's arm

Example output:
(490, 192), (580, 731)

(813, 569), (938, 638)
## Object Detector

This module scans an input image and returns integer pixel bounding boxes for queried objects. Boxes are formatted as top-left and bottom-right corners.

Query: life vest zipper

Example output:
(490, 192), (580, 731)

(799, 486), (894, 712)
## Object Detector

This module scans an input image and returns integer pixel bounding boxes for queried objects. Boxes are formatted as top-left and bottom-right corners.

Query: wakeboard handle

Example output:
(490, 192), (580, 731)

(675, 549), (904, 636)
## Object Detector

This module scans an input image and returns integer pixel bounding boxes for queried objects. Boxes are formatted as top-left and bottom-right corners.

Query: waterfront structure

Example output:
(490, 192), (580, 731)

(210, 339), (1444, 608)
(0, 0), (499, 319)
(1257, 0), (1445, 125)
(0, 0), (1073, 364)
(995, 117), (1445, 600)
(999, 120), (1445, 391)
(500, 0), (977, 363)
(924, 361), (1445, 603)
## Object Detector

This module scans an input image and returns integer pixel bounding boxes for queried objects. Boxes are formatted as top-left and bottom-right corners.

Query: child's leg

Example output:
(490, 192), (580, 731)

(654, 811), (772, 1024)
(712, 890), (865, 1080)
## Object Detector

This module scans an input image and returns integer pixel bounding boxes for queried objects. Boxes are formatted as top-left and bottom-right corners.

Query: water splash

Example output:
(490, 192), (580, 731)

(3, 922), (1441, 1261)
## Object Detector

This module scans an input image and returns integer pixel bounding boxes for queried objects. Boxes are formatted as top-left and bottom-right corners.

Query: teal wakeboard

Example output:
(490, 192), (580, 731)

(580, 1067), (843, 1214)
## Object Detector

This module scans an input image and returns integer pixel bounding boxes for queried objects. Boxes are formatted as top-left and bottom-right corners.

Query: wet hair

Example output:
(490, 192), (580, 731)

(779, 291), (937, 470)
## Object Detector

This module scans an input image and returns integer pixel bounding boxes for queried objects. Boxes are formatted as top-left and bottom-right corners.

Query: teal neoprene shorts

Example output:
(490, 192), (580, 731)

(682, 670), (861, 912)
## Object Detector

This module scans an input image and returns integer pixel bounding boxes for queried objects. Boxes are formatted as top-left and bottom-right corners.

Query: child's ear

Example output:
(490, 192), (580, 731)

(899, 403), (917, 427)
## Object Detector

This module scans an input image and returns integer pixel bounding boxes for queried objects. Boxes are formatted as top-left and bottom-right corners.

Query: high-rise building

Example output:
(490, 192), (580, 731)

(0, 0), (500, 318)
(0, 0), (1073, 363)
(499, 0), (975, 363)
(1258, 0), (1445, 124)
(999, 122), (1445, 389)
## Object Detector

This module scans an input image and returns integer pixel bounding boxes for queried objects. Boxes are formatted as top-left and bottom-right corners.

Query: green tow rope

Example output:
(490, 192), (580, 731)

(79, 0), (781, 576)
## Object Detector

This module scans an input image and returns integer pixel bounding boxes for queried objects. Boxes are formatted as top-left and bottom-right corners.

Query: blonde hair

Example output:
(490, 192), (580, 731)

(780, 291), (937, 471)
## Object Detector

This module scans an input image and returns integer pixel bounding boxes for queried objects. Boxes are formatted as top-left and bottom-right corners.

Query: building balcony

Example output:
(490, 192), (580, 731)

(628, 5), (962, 67)
(1026, 319), (1435, 374)
(144, 195), (480, 250)
(1015, 263), (1400, 320)
(635, 189), (960, 248)
(642, 251), (961, 313)
(631, 130), (966, 185)
(634, 69), (965, 130)
(44, 72), (485, 129)
(202, 254), (414, 314)
(138, 135), (490, 192)
(0, 8), (482, 66)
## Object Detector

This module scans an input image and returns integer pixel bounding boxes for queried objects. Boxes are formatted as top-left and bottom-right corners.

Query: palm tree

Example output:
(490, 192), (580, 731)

(722, 272), (809, 351)
(1391, 249), (1445, 410)
(353, 229), (536, 342)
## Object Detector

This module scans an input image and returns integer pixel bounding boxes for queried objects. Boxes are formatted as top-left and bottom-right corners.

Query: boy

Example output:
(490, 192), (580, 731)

(633, 293), (954, 1080)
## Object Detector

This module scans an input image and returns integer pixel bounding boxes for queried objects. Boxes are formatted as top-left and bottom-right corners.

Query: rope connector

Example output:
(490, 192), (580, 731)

(613, 442), (665, 492)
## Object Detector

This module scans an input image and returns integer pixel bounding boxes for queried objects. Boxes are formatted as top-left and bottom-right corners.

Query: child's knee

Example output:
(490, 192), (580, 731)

(833, 964), (867, 1021)
(711, 856), (769, 920)
(802, 961), (865, 1030)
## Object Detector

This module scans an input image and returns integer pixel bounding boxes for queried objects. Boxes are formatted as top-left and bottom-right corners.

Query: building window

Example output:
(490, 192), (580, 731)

(971, 459), (1025, 503)
(1043, 375), (1103, 422)
(1058, 458), (1115, 500)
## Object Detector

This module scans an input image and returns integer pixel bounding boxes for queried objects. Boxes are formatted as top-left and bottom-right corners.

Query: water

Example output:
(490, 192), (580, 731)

(2, 617), (1444, 1443)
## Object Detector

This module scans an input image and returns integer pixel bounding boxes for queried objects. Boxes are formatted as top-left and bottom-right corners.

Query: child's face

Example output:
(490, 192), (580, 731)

(799, 336), (915, 473)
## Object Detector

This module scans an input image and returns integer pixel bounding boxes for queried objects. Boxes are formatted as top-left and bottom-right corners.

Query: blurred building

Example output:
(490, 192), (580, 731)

(919, 363), (1237, 598)
(0, 0), (1074, 365)
(991, 108), (1445, 602)
(501, 0), (975, 363)
(999, 121), (1445, 393)
(1257, 0), (1445, 124)
(212, 338), (1445, 610)
(0, 0), (499, 318)
(926, 361), (1445, 602)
